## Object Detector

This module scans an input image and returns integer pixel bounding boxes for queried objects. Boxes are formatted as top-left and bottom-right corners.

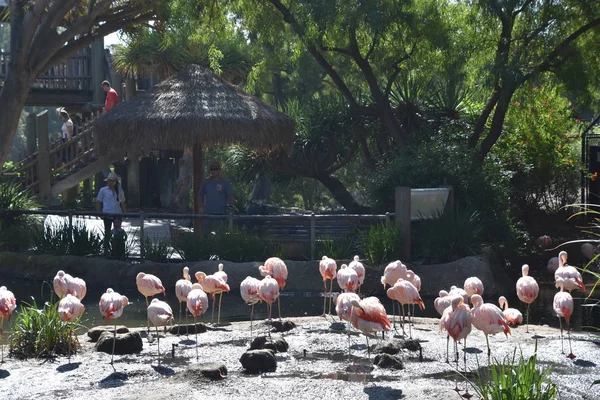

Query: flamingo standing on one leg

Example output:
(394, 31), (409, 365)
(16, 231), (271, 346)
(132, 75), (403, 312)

(406, 270), (422, 326)
(470, 294), (511, 361)
(386, 278), (425, 338)
(319, 256), (337, 316)
(516, 264), (539, 332)
(498, 296), (523, 327)
(53, 270), (74, 299)
(213, 263), (229, 324)
(0, 286), (17, 363)
(260, 257), (288, 320)
(195, 271), (230, 324)
(349, 297), (392, 359)
(240, 276), (261, 340)
(337, 264), (359, 293)
(440, 296), (472, 395)
(186, 283), (209, 361)
(335, 292), (361, 359)
(136, 272), (166, 333)
(449, 286), (469, 304)
(348, 256), (365, 293)
(258, 275), (280, 327)
(147, 299), (174, 364)
(175, 267), (193, 335)
(57, 294), (85, 363)
(380, 260), (409, 328)
(98, 288), (129, 365)
(555, 251), (586, 293)
(554, 277), (575, 359)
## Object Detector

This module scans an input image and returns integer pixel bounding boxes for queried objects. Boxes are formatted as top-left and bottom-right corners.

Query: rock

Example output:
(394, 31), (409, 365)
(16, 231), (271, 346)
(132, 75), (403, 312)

(374, 353), (404, 370)
(168, 323), (207, 335)
(270, 320), (297, 332)
(87, 325), (129, 342)
(373, 339), (404, 355)
(180, 363), (227, 382)
(402, 339), (422, 352)
(95, 331), (143, 355)
(249, 336), (288, 353)
(240, 349), (277, 373)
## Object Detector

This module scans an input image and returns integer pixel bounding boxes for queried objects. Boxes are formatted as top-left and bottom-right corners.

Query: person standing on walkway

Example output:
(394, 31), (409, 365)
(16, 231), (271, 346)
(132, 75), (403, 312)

(102, 80), (119, 112)
(59, 110), (73, 166)
(198, 161), (235, 235)
(96, 172), (126, 254)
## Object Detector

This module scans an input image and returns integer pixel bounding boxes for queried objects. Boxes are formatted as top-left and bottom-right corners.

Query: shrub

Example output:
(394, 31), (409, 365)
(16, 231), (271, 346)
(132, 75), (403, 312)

(358, 223), (403, 265)
(318, 236), (356, 260)
(0, 182), (40, 251)
(31, 219), (103, 256)
(142, 234), (173, 262)
(173, 228), (270, 262)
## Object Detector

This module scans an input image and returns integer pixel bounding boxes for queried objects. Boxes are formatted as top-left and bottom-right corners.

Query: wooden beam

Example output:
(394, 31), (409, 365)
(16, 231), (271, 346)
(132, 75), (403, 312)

(25, 113), (37, 155)
(193, 144), (203, 237)
(395, 186), (411, 262)
(36, 111), (51, 203)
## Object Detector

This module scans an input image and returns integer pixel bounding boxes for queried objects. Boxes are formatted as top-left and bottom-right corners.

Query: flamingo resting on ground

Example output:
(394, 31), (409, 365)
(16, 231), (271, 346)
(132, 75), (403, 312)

(186, 283), (209, 361)
(136, 272), (166, 332)
(147, 299), (174, 364)
(348, 255), (365, 292)
(0, 286), (17, 363)
(98, 288), (129, 365)
(259, 257), (288, 320)
(470, 294), (511, 360)
(498, 296), (523, 327)
(240, 276), (261, 340)
(319, 256), (337, 316)
(195, 271), (230, 324)
(386, 278), (425, 338)
(554, 277), (575, 359)
(349, 297), (392, 358)
(516, 264), (539, 332)
(175, 267), (193, 335)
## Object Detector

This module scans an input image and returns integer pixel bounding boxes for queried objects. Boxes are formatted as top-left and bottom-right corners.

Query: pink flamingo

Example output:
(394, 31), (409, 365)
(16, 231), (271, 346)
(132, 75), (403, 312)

(441, 296), (473, 396)
(464, 277), (484, 299)
(337, 264), (359, 293)
(554, 277), (575, 359)
(98, 288), (129, 365)
(53, 270), (74, 299)
(69, 277), (87, 301)
(335, 292), (361, 358)
(58, 294), (85, 363)
(195, 271), (230, 324)
(381, 260), (409, 325)
(470, 294), (511, 359)
(349, 297), (392, 358)
(449, 285), (469, 304)
(147, 299), (173, 364)
(240, 276), (261, 340)
(434, 290), (453, 316)
(136, 272), (166, 332)
(555, 251), (586, 293)
(498, 296), (523, 327)
(319, 256), (337, 316)
(259, 257), (288, 319)
(406, 270), (422, 325)
(186, 283), (209, 361)
(386, 278), (425, 337)
(258, 275), (279, 325)
(175, 267), (193, 335)
(516, 264), (539, 332)
(213, 263), (229, 324)
(0, 286), (17, 362)
(348, 255), (365, 292)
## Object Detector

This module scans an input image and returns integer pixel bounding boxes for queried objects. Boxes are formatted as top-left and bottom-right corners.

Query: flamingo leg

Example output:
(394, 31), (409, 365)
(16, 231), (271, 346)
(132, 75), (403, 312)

(217, 292), (223, 325)
(194, 316), (199, 361)
(185, 307), (189, 338)
(322, 280), (327, 316)
(211, 294), (216, 324)
(526, 303), (531, 333)
(178, 301), (182, 335)
(407, 305), (413, 339)
(1, 317), (4, 363)
(277, 296), (282, 321)
(445, 334), (449, 363)
(567, 321), (574, 358)
(347, 320), (351, 361)
(454, 339), (458, 363)
(559, 317), (564, 354)
(145, 296), (151, 334)
(328, 279), (334, 315)
(110, 324), (117, 365)
(485, 334), (491, 362)
(156, 326), (160, 365)
(399, 302), (406, 336)
(392, 300), (396, 329)
(366, 335), (370, 360)
(411, 304), (415, 326)
(463, 337), (470, 396)
(250, 303), (254, 342)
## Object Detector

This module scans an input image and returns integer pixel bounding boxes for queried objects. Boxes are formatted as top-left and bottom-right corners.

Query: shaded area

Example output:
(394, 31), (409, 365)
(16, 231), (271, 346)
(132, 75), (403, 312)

(56, 362), (81, 373)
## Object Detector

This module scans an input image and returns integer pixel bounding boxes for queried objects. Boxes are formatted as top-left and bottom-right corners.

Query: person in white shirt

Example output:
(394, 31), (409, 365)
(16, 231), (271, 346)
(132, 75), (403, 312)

(59, 110), (73, 165)
(96, 172), (126, 255)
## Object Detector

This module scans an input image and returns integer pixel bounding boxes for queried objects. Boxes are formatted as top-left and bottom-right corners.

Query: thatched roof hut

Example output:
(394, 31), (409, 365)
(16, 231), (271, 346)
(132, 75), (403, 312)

(94, 64), (295, 152)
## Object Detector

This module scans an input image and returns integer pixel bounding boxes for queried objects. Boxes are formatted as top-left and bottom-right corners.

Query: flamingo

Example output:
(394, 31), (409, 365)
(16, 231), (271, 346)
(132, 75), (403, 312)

(195, 271), (230, 324)
(555, 251), (586, 293)
(464, 277), (484, 299)
(516, 264), (539, 333)
(319, 256), (337, 316)
(69, 277), (87, 301)
(186, 283), (209, 361)
(381, 260), (409, 325)
(406, 270), (422, 325)
(440, 296), (473, 396)
(386, 278), (425, 338)
(449, 285), (469, 304)
(554, 277), (575, 359)
(335, 292), (361, 358)
(213, 263), (229, 324)
(258, 275), (279, 325)
(240, 276), (261, 340)
(337, 264), (359, 293)
(348, 255), (365, 292)
(175, 267), (193, 335)
(259, 257), (288, 320)
(147, 299), (174, 364)
(136, 272), (166, 332)
(470, 294), (511, 360)
(349, 297), (392, 358)
(98, 288), (129, 365)
(434, 290), (454, 316)
(53, 270), (74, 299)
(57, 294), (85, 363)
(0, 286), (17, 362)
(498, 296), (523, 327)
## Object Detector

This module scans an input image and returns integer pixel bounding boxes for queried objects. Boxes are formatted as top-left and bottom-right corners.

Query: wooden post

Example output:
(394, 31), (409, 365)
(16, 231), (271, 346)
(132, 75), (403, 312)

(193, 144), (204, 237)
(36, 111), (51, 203)
(25, 113), (37, 155)
(395, 186), (411, 262)
(91, 38), (105, 105)
(139, 211), (145, 261)
(126, 152), (140, 207)
(310, 213), (316, 261)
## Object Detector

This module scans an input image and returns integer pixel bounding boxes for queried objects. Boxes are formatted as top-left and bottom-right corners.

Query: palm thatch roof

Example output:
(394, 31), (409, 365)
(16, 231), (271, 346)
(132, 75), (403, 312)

(94, 65), (295, 152)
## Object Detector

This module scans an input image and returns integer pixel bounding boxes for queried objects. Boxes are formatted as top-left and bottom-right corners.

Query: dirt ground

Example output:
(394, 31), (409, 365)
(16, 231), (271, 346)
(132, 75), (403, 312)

(1, 316), (599, 400)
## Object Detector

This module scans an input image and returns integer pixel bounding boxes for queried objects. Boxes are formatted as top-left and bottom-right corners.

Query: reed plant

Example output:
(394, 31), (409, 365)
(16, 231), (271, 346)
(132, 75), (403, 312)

(0, 182), (40, 251)
(358, 223), (403, 265)
(31, 220), (103, 256)
(318, 236), (356, 260)
(142, 234), (174, 262)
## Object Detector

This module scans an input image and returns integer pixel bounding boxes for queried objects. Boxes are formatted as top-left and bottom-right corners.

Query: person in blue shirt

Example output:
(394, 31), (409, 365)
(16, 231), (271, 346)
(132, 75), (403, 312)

(96, 172), (126, 254)
(198, 161), (235, 235)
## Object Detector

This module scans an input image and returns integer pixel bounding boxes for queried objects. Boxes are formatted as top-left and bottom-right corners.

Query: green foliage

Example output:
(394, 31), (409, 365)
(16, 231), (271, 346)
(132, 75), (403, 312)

(32, 220), (103, 256)
(10, 297), (80, 359)
(473, 349), (557, 400)
(358, 223), (403, 265)
(142, 235), (173, 262)
(0, 182), (40, 251)
(318, 236), (356, 260)
(414, 208), (484, 263)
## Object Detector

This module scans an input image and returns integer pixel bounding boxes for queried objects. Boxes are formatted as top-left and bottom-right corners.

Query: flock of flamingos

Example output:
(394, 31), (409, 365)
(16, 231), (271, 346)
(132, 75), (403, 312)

(0, 250), (587, 369)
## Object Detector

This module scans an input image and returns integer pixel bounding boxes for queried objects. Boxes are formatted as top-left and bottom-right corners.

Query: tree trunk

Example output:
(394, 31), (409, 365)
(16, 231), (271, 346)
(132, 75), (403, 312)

(0, 68), (33, 165)
(477, 84), (517, 162)
(316, 173), (370, 213)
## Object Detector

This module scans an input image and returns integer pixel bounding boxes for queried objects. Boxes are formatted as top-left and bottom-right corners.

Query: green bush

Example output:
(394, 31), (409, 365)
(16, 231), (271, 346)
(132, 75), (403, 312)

(0, 182), (40, 251)
(318, 236), (356, 260)
(358, 223), (403, 265)
(142, 234), (173, 262)
(10, 297), (80, 359)
(414, 207), (484, 263)
(31, 219), (103, 256)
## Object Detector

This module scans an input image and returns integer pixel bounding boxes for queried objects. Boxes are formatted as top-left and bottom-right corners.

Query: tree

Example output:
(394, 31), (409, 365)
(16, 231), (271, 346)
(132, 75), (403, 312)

(0, 0), (163, 165)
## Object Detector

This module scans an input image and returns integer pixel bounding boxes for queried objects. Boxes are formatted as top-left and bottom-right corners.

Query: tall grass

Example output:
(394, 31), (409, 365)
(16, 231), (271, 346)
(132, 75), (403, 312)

(142, 234), (173, 262)
(318, 236), (356, 260)
(31, 219), (103, 256)
(0, 182), (40, 251)
(358, 223), (403, 265)
(173, 228), (270, 262)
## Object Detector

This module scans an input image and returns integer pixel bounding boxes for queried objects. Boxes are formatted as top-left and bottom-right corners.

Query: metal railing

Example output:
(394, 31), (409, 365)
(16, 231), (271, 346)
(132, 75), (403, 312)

(0, 209), (394, 261)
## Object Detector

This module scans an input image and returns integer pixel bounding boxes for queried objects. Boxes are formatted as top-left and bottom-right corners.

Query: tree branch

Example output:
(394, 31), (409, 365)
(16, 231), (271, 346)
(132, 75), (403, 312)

(469, 86), (501, 148)
(512, 0), (534, 17)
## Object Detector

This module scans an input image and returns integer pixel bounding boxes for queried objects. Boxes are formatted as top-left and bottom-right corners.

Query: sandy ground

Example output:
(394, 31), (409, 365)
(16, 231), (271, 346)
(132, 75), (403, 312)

(1, 316), (599, 400)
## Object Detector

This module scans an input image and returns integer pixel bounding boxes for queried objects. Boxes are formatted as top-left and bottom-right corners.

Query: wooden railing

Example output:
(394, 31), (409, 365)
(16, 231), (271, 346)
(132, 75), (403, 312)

(0, 48), (92, 91)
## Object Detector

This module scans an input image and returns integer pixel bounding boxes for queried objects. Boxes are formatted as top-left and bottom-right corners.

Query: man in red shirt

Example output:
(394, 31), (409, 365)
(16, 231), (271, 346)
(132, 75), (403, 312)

(102, 80), (119, 112)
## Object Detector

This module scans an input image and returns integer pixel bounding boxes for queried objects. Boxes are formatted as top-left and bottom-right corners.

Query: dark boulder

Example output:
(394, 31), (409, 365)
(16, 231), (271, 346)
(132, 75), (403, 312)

(374, 353), (404, 370)
(270, 320), (297, 332)
(169, 323), (207, 335)
(250, 336), (289, 353)
(180, 363), (227, 382)
(95, 331), (143, 355)
(87, 325), (129, 342)
(240, 349), (277, 373)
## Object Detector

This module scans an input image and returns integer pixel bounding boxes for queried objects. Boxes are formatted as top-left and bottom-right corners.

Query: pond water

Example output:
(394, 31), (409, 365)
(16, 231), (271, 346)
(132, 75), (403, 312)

(1, 273), (598, 342)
